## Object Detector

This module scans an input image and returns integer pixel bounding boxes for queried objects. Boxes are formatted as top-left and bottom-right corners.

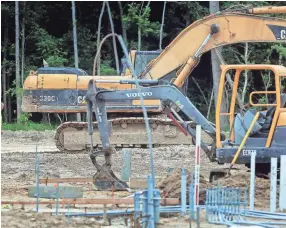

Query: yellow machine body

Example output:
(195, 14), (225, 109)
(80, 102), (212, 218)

(21, 6), (286, 152)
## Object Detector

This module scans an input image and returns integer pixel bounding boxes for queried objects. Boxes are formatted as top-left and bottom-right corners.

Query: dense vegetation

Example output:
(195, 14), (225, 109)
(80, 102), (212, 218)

(1, 1), (286, 130)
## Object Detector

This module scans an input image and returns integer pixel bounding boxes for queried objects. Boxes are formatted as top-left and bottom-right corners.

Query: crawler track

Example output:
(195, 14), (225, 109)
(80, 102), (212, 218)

(54, 117), (200, 152)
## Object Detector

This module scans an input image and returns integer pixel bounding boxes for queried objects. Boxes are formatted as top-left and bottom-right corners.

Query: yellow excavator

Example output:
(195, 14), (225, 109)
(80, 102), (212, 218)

(22, 5), (286, 153)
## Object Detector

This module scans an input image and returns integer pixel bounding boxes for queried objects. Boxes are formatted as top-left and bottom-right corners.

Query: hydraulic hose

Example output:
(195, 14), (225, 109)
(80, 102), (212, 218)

(92, 33), (156, 185)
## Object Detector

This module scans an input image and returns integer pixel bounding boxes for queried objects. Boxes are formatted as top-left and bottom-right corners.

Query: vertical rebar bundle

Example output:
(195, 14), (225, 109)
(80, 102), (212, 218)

(206, 187), (247, 224)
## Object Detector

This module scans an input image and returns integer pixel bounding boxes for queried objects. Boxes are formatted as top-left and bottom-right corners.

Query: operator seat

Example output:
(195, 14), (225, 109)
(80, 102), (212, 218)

(233, 93), (286, 144)
(260, 93), (286, 130)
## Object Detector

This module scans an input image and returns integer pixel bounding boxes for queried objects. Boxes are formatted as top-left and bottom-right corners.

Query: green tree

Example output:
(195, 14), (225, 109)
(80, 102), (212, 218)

(34, 28), (68, 67)
(123, 2), (160, 50)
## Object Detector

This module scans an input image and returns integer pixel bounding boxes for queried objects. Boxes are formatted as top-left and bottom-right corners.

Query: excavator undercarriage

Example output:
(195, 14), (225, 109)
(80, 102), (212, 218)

(54, 117), (206, 152)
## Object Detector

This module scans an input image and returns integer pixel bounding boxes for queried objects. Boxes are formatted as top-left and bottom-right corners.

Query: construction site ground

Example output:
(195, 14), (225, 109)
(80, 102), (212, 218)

(1, 130), (281, 227)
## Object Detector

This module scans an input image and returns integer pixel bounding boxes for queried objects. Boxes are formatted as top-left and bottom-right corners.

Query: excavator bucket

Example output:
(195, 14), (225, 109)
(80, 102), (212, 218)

(209, 167), (241, 182)
(89, 152), (129, 191)
(93, 166), (129, 191)
(209, 169), (228, 182)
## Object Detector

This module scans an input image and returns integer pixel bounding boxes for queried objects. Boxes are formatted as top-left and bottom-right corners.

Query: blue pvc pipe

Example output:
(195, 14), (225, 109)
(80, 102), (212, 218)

(147, 175), (155, 228)
(142, 190), (148, 227)
(134, 192), (140, 220)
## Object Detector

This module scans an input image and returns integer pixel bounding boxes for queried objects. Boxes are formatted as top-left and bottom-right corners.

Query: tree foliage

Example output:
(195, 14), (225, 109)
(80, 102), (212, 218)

(123, 2), (160, 49)
(1, 1), (285, 123)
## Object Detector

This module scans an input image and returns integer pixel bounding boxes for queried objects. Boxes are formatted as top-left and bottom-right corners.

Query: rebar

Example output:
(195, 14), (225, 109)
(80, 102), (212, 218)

(181, 168), (187, 216)
(56, 182), (60, 215)
(35, 145), (39, 213)
(206, 187), (247, 224)
(205, 186), (284, 228)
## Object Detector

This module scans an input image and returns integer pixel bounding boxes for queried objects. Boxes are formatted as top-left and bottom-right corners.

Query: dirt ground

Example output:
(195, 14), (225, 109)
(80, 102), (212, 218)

(1, 209), (228, 228)
(0, 130), (281, 227)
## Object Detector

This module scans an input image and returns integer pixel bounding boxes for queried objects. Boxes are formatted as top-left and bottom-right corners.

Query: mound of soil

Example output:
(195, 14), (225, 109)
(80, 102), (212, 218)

(156, 168), (211, 204)
(217, 170), (275, 208)
(156, 168), (274, 207)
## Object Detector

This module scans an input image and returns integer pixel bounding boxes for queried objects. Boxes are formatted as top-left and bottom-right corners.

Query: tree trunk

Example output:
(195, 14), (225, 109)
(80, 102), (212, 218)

(72, 0), (81, 122)
(106, 1), (120, 75)
(15, 1), (21, 122)
(159, 1), (166, 51)
(118, 1), (127, 43)
(209, 1), (228, 128)
(2, 21), (8, 123)
(72, 1), (79, 69)
(138, 1), (150, 51)
(21, 1), (26, 86)
(21, 1), (26, 87)
(241, 42), (249, 104)
(138, 27), (141, 51)
(96, 2), (106, 75)
(5, 17), (12, 122)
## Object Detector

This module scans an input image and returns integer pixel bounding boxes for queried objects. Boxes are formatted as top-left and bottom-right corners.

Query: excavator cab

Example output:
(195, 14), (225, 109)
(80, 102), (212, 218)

(215, 65), (286, 174)
(123, 50), (161, 76)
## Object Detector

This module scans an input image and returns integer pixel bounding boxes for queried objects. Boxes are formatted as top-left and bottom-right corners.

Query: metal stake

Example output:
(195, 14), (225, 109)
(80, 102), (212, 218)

(270, 157), (277, 212)
(56, 182), (60, 215)
(121, 149), (131, 181)
(181, 168), (187, 216)
(280, 155), (286, 211)
(67, 204), (70, 224)
(194, 125), (201, 207)
(134, 192), (140, 220)
(35, 145), (40, 213)
(196, 206), (200, 228)
(249, 152), (256, 210)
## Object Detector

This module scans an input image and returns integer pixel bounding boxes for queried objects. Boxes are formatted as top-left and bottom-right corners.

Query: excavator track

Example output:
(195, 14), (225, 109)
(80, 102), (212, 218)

(54, 117), (211, 153)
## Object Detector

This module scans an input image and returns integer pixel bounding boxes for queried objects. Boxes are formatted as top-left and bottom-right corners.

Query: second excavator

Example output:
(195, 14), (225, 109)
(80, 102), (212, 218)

(22, 5), (286, 153)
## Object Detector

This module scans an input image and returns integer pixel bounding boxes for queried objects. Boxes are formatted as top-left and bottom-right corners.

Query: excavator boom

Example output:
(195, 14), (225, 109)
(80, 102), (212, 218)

(141, 13), (286, 87)
(248, 6), (286, 14)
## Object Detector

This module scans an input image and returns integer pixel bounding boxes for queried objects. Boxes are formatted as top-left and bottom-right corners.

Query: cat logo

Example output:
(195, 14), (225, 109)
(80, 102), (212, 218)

(267, 24), (286, 40)
(78, 96), (86, 104)
(281, 30), (286, 40)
